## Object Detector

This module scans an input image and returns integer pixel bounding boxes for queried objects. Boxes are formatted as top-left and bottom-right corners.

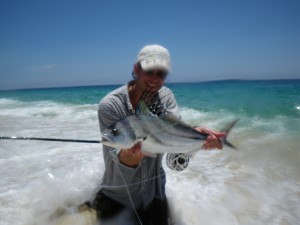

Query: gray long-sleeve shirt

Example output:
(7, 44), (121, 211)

(98, 81), (180, 209)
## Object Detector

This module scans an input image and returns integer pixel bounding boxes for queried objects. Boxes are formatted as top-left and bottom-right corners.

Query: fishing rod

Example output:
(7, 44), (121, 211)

(0, 136), (100, 143)
(1, 136), (191, 172)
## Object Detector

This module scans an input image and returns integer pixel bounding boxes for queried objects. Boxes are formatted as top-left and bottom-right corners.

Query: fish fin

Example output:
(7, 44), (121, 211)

(136, 100), (151, 115)
(219, 119), (239, 149)
(162, 113), (207, 137)
(162, 113), (191, 128)
(135, 88), (159, 115)
(135, 87), (171, 116)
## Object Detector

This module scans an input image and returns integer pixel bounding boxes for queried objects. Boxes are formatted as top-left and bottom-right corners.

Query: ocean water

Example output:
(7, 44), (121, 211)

(0, 80), (299, 225)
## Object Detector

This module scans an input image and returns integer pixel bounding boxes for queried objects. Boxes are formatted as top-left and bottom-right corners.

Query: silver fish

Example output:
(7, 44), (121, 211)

(101, 111), (238, 155)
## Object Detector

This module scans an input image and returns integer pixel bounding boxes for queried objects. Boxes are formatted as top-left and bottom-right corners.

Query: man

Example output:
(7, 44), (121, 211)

(92, 45), (222, 225)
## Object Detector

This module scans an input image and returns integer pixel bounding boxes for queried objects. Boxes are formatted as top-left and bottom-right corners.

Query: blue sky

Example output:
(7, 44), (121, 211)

(0, 0), (299, 90)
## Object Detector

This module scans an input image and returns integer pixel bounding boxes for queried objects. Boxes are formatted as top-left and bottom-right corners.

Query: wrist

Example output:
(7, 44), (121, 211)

(118, 150), (140, 167)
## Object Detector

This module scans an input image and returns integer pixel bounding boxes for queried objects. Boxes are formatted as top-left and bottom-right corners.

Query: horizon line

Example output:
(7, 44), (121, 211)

(0, 78), (299, 91)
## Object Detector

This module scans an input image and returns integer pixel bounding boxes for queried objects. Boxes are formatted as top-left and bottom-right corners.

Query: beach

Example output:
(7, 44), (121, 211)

(0, 80), (299, 225)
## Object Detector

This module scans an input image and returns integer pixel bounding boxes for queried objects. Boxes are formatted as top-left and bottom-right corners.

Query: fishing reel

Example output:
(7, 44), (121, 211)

(166, 153), (190, 171)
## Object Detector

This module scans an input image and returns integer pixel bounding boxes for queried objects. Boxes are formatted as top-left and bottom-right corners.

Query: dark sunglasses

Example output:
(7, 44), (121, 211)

(144, 69), (168, 80)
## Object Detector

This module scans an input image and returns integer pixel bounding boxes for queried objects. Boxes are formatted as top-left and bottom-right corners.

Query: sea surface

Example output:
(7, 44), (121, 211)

(0, 80), (299, 225)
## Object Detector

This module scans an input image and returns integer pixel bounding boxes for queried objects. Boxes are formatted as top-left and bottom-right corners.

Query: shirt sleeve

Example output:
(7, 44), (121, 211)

(98, 97), (122, 161)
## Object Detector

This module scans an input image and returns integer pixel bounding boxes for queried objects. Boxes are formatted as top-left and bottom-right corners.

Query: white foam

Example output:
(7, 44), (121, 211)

(0, 98), (20, 105)
(0, 102), (299, 225)
(2, 101), (96, 119)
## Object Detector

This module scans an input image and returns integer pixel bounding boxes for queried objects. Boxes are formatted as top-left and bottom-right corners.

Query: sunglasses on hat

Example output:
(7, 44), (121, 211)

(144, 69), (168, 80)
(137, 63), (168, 80)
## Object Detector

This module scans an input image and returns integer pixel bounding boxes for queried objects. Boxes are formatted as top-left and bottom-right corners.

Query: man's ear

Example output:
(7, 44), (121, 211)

(133, 63), (140, 78)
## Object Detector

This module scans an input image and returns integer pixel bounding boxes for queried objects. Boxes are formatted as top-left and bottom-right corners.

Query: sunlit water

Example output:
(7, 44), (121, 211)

(0, 80), (299, 225)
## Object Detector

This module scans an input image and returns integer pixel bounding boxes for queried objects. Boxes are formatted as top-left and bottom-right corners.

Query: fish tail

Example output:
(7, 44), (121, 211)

(220, 119), (239, 149)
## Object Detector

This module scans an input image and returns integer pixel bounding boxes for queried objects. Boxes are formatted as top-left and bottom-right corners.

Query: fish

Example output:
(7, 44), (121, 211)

(101, 93), (238, 155)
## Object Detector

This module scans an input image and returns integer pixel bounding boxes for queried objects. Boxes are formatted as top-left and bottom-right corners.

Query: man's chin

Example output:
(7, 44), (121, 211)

(145, 84), (161, 93)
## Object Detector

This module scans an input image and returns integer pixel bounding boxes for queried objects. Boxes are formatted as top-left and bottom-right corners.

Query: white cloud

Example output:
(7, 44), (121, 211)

(28, 64), (59, 71)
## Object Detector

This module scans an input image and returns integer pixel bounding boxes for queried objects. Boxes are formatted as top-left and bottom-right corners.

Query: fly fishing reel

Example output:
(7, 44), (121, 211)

(166, 153), (190, 171)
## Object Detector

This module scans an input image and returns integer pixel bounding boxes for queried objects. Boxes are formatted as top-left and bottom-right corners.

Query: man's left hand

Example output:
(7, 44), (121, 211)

(194, 127), (225, 150)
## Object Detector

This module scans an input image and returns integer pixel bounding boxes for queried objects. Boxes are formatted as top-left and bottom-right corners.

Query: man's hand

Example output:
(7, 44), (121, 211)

(194, 127), (226, 150)
(119, 142), (145, 167)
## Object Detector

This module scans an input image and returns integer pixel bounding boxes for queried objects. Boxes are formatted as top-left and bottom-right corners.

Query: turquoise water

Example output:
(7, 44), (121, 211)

(0, 85), (116, 105)
(0, 80), (300, 117)
(0, 79), (300, 225)
(1, 79), (299, 117)
(1, 79), (299, 134)
(170, 80), (300, 118)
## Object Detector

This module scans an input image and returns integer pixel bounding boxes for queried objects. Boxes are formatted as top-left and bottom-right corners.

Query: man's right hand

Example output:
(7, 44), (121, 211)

(119, 142), (145, 167)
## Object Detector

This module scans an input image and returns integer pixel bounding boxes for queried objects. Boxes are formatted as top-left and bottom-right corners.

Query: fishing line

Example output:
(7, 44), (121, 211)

(100, 168), (169, 189)
(109, 151), (143, 225)
(0, 145), (55, 179)
(0, 145), (33, 164)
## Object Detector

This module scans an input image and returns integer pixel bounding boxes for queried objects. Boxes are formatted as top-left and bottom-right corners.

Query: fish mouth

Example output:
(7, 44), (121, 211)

(101, 136), (111, 145)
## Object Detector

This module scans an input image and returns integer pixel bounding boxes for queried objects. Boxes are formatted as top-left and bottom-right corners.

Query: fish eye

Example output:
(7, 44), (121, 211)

(111, 128), (119, 136)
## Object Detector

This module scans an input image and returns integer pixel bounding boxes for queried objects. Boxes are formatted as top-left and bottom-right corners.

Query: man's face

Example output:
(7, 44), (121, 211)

(136, 64), (168, 93)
